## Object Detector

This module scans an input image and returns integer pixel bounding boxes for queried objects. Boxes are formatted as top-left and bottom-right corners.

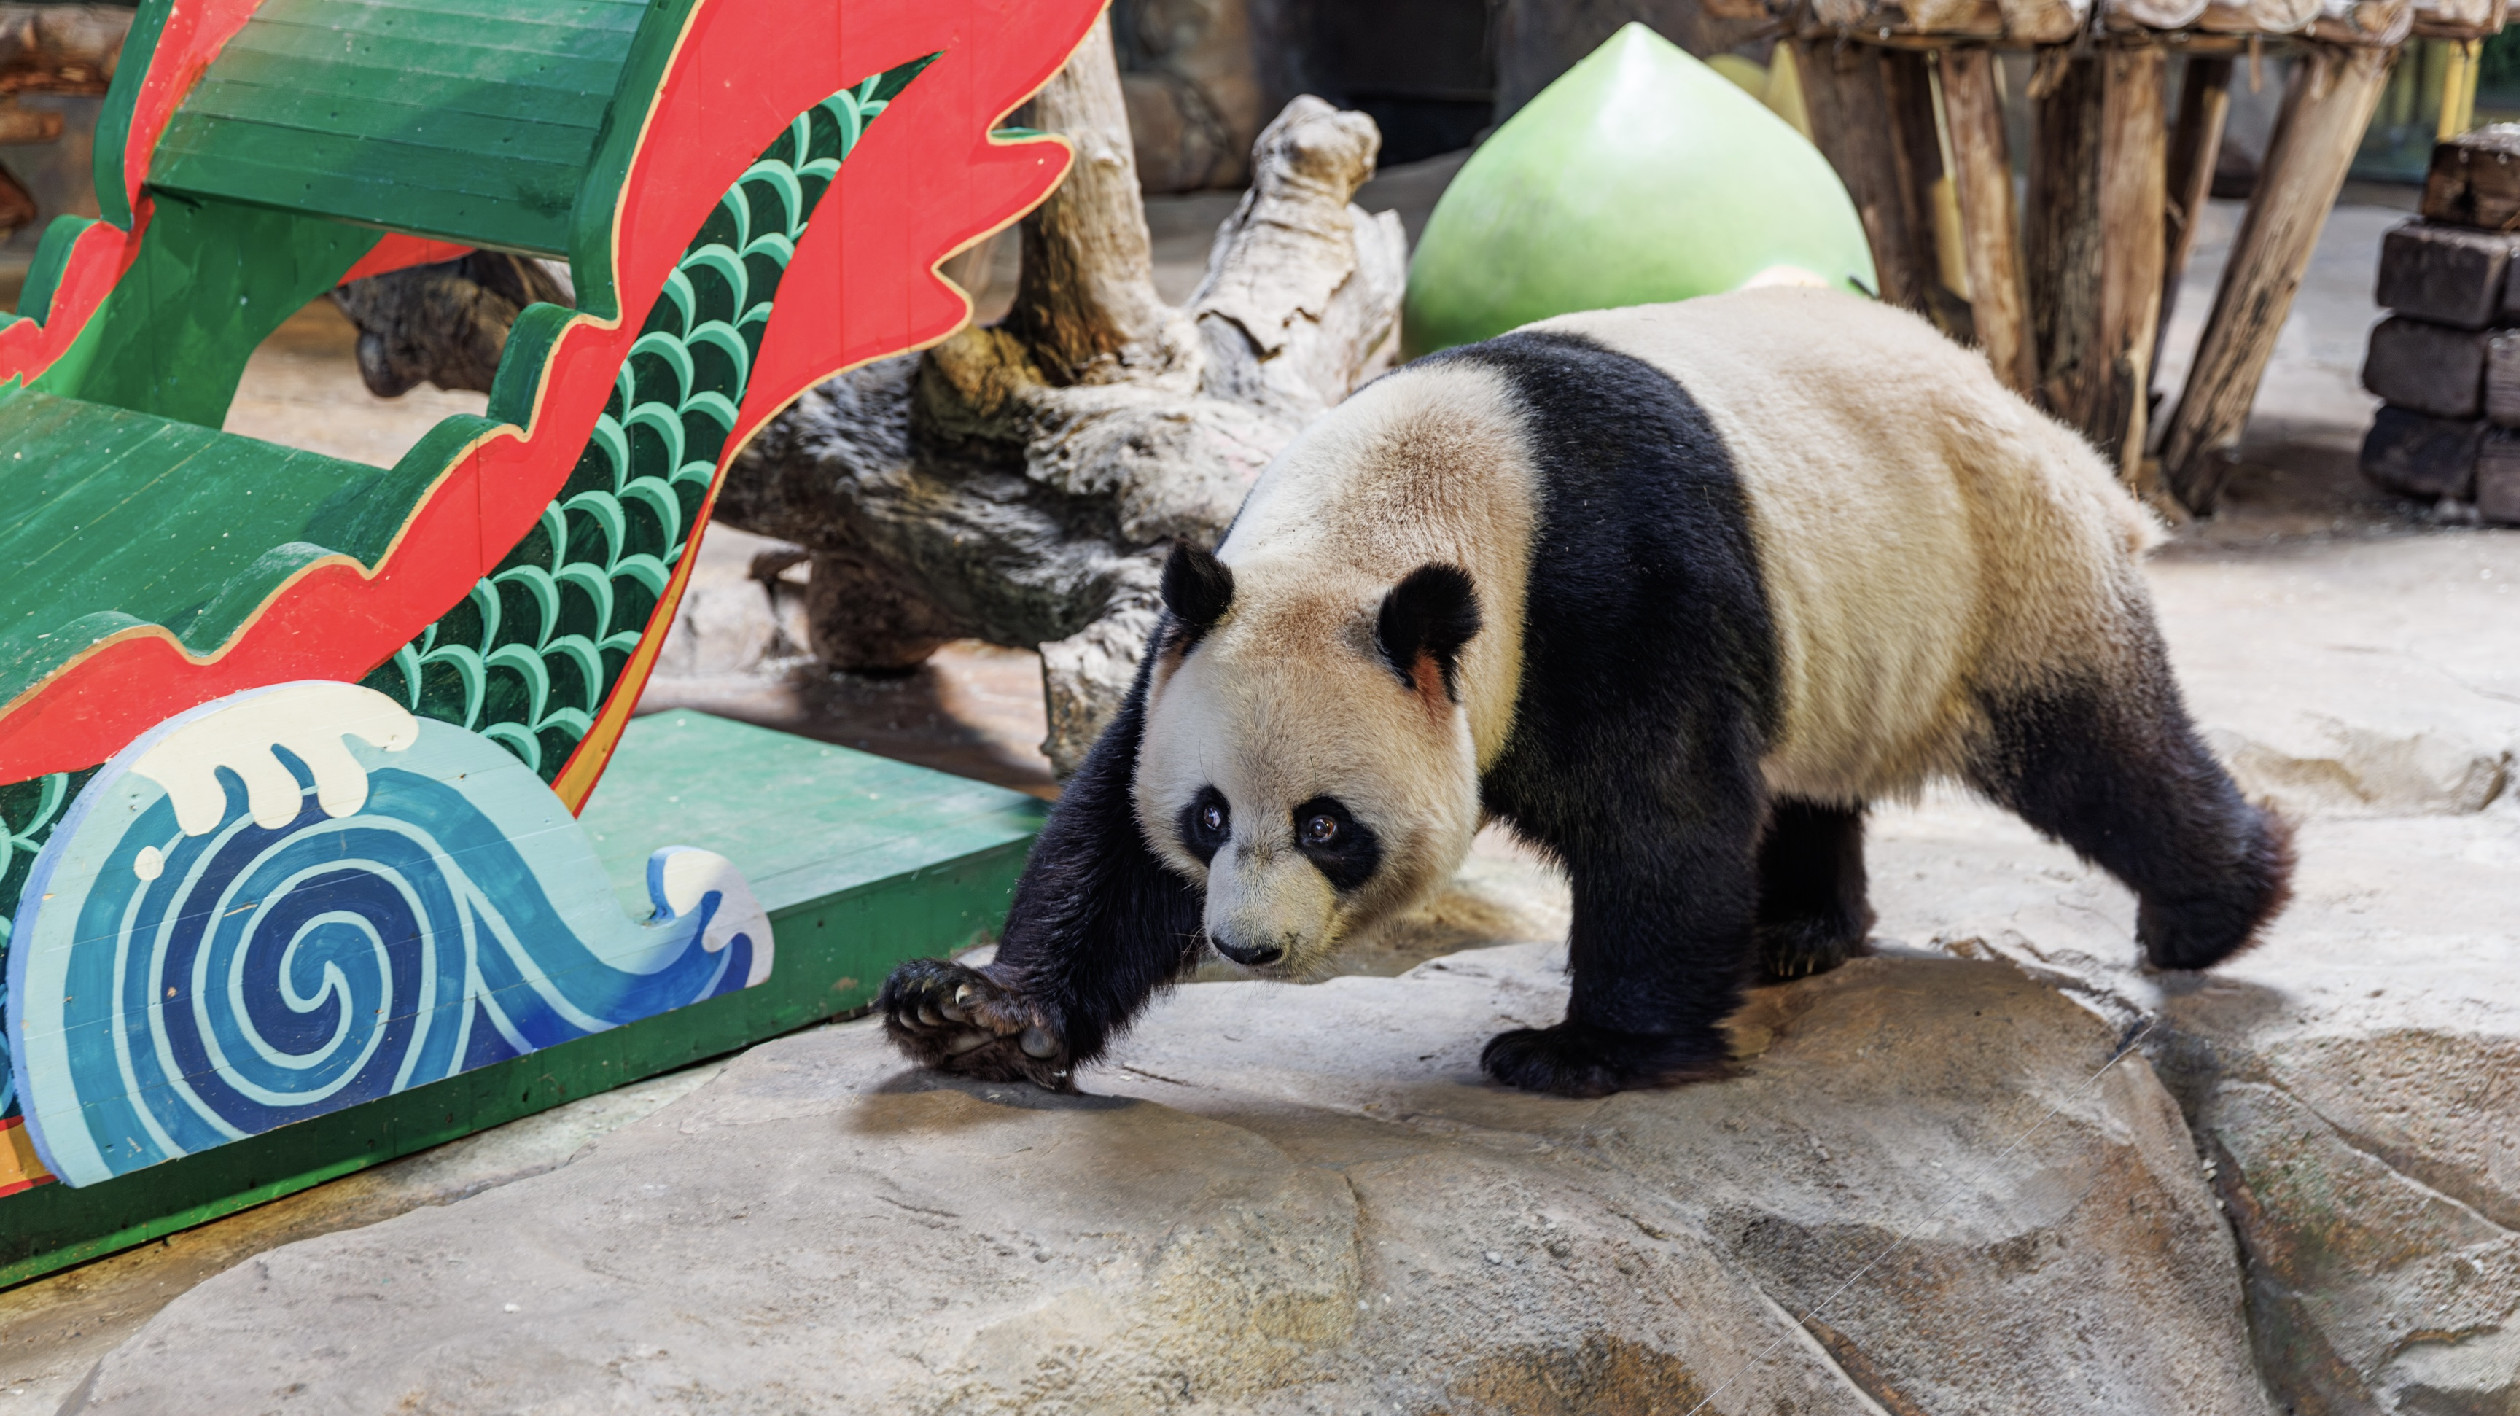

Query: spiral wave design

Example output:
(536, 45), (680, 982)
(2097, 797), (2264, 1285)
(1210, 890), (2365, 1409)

(8, 724), (761, 1186)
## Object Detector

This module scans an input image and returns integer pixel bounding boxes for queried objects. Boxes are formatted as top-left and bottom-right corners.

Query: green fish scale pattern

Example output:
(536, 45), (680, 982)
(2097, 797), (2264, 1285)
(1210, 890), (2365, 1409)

(0, 767), (94, 1119)
(361, 59), (930, 778)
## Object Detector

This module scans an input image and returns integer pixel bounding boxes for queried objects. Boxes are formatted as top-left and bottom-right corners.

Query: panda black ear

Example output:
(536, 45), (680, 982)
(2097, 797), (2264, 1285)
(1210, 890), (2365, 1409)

(1376, 563), (1481, 703)
(1161, 541), (1235, 644)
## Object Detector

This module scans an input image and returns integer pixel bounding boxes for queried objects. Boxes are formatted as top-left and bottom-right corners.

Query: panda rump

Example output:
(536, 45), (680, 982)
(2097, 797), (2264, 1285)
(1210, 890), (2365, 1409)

(878, 288), (2293, 1098)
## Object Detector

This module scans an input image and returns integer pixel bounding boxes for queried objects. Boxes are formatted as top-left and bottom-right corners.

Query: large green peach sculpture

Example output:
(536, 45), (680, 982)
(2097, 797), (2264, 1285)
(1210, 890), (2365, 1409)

(1403, 24), (1877, 357)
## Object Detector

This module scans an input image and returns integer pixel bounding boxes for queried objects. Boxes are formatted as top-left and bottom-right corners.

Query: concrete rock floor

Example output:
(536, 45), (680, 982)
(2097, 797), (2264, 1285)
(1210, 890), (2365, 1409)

(5, 181), (2514, 1411)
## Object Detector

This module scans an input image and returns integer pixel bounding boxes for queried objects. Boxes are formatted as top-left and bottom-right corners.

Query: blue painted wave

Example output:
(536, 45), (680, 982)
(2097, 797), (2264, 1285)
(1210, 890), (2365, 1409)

(5, 688), (770, 1187)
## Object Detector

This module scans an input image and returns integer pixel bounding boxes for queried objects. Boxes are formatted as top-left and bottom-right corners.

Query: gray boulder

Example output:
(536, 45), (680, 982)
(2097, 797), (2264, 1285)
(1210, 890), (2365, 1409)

(1871, 793), (2520, 1415)
(65, 945), (2268, 1415)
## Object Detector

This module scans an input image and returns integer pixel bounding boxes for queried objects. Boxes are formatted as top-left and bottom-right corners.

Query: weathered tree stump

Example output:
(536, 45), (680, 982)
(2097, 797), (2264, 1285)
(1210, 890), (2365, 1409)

(2361, 403), (2484, 499)
(2361, 315), (2490, 418)
(2372, 220), (2520, 328)
(329, 17), (1405, 777)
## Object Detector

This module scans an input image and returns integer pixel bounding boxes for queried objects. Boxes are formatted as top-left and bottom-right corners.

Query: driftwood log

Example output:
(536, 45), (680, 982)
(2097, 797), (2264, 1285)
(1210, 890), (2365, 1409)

(328, 17), (1405, 776)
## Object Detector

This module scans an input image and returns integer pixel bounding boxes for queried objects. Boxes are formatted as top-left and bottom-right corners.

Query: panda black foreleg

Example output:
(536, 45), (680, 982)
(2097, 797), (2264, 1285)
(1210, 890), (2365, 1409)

(879, 648), (1206, 1089)
(1968, 646), (2294, 972)
(1753, 799), (1875, 983)
(1481, 739), (1768, 1097)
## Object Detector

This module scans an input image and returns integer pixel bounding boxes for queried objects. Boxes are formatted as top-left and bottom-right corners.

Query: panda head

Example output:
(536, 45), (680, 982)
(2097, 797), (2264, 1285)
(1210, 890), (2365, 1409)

(1134, 541), (1486, 976)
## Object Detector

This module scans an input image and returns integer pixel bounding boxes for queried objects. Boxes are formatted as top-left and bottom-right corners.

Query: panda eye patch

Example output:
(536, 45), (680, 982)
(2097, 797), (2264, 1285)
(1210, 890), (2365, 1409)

(1177, 786), (1231, 864)
(1291, 796), (1380, 892)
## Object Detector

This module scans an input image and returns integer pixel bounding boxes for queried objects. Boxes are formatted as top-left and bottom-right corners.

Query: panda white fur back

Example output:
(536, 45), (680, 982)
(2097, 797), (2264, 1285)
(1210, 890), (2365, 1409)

(1547, 296), (2164, 804)
(883, 288), (2292, 1098)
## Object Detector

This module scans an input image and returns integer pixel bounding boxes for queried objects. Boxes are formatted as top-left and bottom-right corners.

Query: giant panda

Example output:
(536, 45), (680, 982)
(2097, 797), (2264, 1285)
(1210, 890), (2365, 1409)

(879, 287), (2293, 1097)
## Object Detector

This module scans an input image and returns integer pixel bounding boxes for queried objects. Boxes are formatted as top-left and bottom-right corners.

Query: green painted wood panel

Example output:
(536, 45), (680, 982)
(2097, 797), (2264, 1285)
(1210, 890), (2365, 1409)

(581, 711), (1047, 991)
(147, 0), (648, 255)
(0, 711), (1044, 1288)
(0, 386), (442, 710)
(25, 196), (384, 425)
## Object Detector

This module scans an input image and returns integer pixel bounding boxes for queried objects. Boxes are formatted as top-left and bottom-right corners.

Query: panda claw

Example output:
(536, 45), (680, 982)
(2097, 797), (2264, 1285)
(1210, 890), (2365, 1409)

(878, 956), (1074, 1089)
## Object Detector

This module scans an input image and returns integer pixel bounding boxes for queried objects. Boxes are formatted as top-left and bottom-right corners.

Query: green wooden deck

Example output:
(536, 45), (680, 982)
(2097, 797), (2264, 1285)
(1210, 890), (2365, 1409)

(149, 0), (651, 256)
(0, 709), (1044, 1289)
(0, 386), (442, 704)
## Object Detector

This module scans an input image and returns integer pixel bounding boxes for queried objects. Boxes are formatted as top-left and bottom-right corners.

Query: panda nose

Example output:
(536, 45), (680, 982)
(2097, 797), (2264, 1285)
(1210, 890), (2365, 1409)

(1213, 937), (1284, 967)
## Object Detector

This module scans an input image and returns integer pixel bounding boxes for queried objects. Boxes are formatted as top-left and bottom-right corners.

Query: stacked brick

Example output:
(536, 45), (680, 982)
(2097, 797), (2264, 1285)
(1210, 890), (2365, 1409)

(2360, 125), (2520, 524)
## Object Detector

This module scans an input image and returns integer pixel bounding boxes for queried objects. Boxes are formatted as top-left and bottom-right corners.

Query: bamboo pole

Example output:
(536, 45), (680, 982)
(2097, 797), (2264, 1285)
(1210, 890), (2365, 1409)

(2439, 38), (2481, 139)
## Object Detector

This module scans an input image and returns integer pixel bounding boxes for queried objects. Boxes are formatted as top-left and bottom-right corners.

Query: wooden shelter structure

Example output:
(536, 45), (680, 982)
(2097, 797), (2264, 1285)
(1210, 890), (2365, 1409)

(1747, 0), (2507, 510)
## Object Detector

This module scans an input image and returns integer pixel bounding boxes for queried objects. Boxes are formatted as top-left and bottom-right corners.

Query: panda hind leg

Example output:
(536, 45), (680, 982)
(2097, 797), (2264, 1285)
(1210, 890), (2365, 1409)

(1968, 654), (2294, 972)
(1753, 799), (1876, 984)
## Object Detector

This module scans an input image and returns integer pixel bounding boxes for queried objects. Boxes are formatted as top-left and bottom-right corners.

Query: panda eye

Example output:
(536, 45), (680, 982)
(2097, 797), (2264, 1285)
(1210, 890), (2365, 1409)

(1289, 796), (1380, 892)
(1177, 787), (1232, 864)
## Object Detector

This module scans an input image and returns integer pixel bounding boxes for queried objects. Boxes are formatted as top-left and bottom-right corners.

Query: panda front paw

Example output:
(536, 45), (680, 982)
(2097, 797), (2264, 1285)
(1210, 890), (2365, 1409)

(1480, 1021), (1731, 1097)
(877, 957), (1073, 1090)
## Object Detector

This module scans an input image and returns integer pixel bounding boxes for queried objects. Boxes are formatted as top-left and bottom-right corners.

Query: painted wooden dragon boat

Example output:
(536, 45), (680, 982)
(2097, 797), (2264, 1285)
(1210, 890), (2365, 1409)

(0, 0), (1095, 1284)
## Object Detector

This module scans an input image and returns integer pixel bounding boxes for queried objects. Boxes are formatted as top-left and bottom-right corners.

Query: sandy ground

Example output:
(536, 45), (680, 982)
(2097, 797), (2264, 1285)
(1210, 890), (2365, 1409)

(4, 170), (2507, 1409)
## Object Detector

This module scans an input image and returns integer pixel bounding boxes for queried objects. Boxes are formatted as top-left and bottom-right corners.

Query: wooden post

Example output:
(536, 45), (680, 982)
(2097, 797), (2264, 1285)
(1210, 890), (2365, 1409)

(2162, 43), (2393, 512)
(1886, 50), (1976, 343)
(2099, 43), (2168, 483)
(1793, 39), (1949, 326)
(2027, 47), (2098, 422)
(2026, 42), (2167, 478)
(2158, 55), (2233, 369)
(1942, 47), (2036, 397)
